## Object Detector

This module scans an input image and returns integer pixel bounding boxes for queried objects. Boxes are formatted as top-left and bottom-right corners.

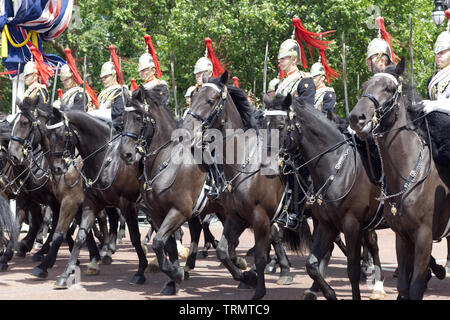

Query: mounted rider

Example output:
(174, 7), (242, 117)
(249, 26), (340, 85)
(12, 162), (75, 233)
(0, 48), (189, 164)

(273, 17), (337, 230)
(423, 10), (450, 115)
(138, 34), (170, 107)
(183, 86), (196, 119)
(310, 58), (338, 115)
(97, 46), (128, 130)
(366, 17), (398, 74)
(23, 60), (49, 103)
(54, 48), (98, 112)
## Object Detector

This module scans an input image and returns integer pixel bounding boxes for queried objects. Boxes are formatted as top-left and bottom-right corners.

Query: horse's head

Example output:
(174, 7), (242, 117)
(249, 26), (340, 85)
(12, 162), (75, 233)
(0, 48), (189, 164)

(119, 85), (158, 165)
(44, 107), (76, 175)
(264, 93), (300, 156)
(349, 59), (405, 138)
(8, 95), (48, 165)
(183, 71), (230, 147)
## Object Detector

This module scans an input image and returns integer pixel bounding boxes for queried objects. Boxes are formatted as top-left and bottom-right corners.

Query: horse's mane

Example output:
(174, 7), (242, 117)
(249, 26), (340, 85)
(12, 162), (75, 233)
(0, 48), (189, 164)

(208, 77), (258, 130)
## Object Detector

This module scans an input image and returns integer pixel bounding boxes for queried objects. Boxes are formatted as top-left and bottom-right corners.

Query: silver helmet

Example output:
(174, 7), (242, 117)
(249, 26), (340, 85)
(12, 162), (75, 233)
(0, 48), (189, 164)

(59, 64), (73, 81)
(23, 61), (37, 77)
(310, 62), (325, 78)
(277, 39), (300, 71)
(366, 38), (392, 63)
(100, 61), (116, 78)
(138, 53), (155, 72)
(193, 57), (213, 75)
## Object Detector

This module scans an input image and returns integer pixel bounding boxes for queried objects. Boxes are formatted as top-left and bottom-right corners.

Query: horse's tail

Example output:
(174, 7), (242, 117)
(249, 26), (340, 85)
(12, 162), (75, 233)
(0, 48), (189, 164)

(282, 216), (313, 256)
(0, 196), (18, 251)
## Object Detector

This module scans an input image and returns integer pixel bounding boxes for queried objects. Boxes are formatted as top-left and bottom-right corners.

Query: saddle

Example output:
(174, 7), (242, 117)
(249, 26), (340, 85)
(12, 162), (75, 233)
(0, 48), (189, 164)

(425, 112), (450, 167)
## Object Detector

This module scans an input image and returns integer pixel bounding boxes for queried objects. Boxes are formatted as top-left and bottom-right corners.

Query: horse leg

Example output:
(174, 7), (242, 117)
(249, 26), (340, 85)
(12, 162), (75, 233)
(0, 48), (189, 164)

(303, 245), (333, 300)
(409, 227), (432, 300)
(122, 201), (147, 285)
(364, 230), (386, 300)
(185, 216), (202, 273)
(446, 237), (450, 277)
(305, 225), (338, 300)
(395, 234), (414, 300)
(251, 207), (271, 300)
(153, 208), (187, 295)
(271, 225), (293, 285)
(33, 204), (60, 262)
(17, 203), (42, 257)
(216, 218), (247, 287)
(0, 202), (23, 271)
(343, 218), (362, 300)
(55, 205), (99, 288)
(106, 208), (119, 255)
(31, 197), (80, 279)
(118, 212), (126, 243)
(199, 214), (216, 257)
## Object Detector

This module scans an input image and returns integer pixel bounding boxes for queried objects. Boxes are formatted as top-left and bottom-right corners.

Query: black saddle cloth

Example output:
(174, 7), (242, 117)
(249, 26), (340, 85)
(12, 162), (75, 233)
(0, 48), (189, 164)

(425, 112), (450, 167)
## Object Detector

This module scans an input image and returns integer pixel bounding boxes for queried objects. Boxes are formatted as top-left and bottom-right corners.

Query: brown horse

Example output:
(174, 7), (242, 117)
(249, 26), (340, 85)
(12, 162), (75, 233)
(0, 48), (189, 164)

(40, 103), (148, 288)
(349, 61), (450, 299)
(182, 71), (310, 300)
(7, 97), (108, 282)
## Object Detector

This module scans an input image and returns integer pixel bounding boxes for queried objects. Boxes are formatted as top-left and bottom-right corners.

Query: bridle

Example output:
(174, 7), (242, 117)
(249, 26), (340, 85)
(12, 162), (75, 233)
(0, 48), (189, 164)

(10, 110), (45, 161)
(186, 83), (228, 138)
(122, 101), (156, 156)
(361, 72), (402, 134)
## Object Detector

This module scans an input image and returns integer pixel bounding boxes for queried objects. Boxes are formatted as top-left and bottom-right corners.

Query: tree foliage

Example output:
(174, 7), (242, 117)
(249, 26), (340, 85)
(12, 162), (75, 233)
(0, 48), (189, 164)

(0, 0), (441, 117)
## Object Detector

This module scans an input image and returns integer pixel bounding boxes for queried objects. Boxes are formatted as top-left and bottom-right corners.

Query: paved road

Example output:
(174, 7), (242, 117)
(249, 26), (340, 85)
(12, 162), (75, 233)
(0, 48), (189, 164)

(0, 223), (448, 300)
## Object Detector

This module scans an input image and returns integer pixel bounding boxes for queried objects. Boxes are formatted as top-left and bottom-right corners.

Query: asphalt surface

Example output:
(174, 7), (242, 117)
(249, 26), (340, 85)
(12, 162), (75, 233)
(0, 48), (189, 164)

(0, 222), (448, 300)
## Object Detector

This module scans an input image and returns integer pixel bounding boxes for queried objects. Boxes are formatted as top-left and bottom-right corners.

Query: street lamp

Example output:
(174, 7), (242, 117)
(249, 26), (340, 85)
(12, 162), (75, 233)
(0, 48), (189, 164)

(433, 0), (450, 27)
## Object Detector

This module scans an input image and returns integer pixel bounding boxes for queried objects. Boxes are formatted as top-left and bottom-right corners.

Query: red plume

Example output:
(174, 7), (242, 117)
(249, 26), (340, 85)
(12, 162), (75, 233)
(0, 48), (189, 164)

(204, 38), (225, 77)
(376, 17), (398, 64)
(64, 48), (98, 108)
(144, 34), (162, 78)
(108, 45), (122, 84)
(130, 78), (138, 91)
(291, 17), (335, 69)
(57, 89), (63, 99)
(232, 76), (239, 88)
(445, 9), (450, 30)
(29, 43), (54, 85)
(277, 64), (285, 79)
(319, 49), (340, 84)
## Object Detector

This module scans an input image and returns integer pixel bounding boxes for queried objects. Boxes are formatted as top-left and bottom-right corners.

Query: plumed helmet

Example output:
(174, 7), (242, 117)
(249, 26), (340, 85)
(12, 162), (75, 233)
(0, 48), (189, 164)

(100, 61), (116, 78)
(185, 86), (196, 97)
(59, 64), (73, 81)
(277, 39), (300, 60)
(23, 61), (37, 77)
(267, 78), (280, 93)
(310, 62), (325, 78)
(193, 57), (213, 75)
(434, 10), (450, 54)
(138, 53), (155, 72)
(366, 38), (392, 62)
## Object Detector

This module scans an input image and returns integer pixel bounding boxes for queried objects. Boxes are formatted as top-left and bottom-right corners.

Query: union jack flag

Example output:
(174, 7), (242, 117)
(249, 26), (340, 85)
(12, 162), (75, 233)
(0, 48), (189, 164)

(1, 0), (73, 75)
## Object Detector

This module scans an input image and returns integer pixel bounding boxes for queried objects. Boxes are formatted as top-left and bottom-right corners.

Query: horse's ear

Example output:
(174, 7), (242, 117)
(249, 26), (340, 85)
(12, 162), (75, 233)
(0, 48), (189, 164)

(327, 109), (333, 121)
(220, 70), (228, 85)
(263, 94), (272, 108)
(395, 58), (405, 77)
(282, 93), (292, 111)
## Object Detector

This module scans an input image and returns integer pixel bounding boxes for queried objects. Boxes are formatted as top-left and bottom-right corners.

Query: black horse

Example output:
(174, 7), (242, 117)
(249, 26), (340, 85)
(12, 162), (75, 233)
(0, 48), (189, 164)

(266, 92), (388, 300)
(349, 61), (450, 299)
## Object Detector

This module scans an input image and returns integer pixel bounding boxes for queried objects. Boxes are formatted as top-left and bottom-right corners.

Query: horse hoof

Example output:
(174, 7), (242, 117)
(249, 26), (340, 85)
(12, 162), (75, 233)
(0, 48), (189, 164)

(84, 267), (100, 276)
(31, 266), (48, 279)
(276, 275), (293, 286)
(54, 277), (68, 289)
(369, 290), (386, 300)
(198, 251), (208, 259)
(302, 291), (318, 300)
(160, 281), (179, 295)
(184, 269), (190, 281)
(265, 265), (277, 274)
(235, 257), (248, 270)
(433, 265), (446, 280)
(178, 247), (190, 261)
(130, 274), (146, 285)
(101, 255), (112, 265)
(32, 253), (44, 262)
(0, 263), (8, 272)
(242, 270), (257, 287)
(237, 281), (253, 290)
(15, 251), (26, 258)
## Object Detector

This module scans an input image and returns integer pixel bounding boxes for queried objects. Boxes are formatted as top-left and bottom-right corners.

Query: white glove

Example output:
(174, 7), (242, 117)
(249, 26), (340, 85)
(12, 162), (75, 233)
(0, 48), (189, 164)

(52, 100), (61, 110)
(422, 100), (437, 114)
